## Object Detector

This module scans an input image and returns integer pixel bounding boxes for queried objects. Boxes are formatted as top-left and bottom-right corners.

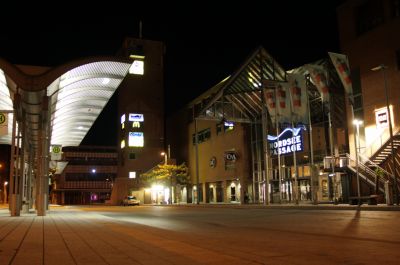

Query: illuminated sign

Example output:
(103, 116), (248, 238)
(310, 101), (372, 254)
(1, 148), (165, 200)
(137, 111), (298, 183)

(129, 132), (144, 147)
(129, 113), (144, 122)
(224, 121), (234, 132)
(375, 107), (389, 129)
(129, 60), (144, 75)
(224, 151), (237, 161)
(132, 121), (141, 128)
(268, 127), (304, 155)
(224, 151), (238, 170)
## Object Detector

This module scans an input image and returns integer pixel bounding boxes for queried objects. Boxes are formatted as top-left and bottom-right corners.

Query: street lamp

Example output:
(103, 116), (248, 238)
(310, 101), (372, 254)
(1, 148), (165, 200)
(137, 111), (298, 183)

(161, 151), (172, 204)
(160, 152), (167, 165)
(4, 181), (8, 204)
(371, 64), (398, 205)
(353, 119), (363, 205)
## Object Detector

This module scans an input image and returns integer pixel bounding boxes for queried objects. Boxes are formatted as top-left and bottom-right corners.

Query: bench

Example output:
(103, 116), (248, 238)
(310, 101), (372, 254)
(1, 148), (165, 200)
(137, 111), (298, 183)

(349, 195), (379, 205)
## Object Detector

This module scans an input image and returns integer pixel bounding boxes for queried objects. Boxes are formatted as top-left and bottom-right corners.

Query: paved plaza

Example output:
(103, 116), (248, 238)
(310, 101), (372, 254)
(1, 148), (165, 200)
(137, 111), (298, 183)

(0, 204), (399, 265)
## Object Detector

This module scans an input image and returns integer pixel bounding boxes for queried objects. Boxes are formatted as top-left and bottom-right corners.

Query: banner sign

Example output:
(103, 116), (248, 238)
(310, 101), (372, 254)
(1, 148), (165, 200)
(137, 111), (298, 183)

(328, 52), (353, 100)
(267, 127), (304, 155)
(305, 64), (330, 103)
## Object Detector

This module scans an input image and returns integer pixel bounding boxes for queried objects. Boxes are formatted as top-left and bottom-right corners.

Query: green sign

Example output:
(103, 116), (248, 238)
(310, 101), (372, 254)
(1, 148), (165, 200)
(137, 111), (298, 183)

(0, 113), (6, 124)
(52, 146), (61, 153)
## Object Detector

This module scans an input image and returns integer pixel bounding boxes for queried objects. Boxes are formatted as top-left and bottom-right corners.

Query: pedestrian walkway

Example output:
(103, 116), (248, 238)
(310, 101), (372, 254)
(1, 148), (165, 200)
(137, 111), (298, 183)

(0, 206), (194, 265)
(169, 202), (400, 211)
(0, 204), (399, 265)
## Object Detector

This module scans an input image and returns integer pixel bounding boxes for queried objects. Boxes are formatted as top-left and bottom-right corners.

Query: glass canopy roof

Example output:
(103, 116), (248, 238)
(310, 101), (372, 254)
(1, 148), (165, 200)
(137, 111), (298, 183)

(0, 61), (131, 147)
(49, 61), (131, 147)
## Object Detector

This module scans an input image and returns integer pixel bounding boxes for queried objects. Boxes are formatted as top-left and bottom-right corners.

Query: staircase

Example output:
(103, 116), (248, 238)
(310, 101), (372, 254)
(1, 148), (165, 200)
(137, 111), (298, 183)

(369, 134), (400, 165)
(345, 153), (386, 193)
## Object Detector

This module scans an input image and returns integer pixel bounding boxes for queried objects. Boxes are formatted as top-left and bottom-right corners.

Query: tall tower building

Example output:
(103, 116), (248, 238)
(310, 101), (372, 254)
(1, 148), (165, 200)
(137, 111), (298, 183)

(111, 37), (165, 204)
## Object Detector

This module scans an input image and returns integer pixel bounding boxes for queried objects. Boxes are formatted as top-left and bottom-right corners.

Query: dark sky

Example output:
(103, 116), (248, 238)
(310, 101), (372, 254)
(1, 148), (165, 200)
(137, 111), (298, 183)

(0, 1), (344, 146)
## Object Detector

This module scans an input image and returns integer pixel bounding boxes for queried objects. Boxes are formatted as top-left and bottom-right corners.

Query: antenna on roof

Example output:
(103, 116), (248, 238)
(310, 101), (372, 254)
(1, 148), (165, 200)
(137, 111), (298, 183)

(139, 21), (143, 39)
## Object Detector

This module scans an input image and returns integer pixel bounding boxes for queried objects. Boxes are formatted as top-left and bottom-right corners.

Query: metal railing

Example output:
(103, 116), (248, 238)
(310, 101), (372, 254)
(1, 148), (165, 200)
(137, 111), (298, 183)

(362, 126), (400, 158)
(345, 153), (386, 192)
(323, 155), (349, 169)
(358, 153), (393, 181)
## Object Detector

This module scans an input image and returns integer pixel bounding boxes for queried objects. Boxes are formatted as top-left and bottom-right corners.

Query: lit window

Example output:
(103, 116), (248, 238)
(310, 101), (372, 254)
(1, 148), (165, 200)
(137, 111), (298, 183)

(121, 140), (125, 149)
(129, 60), (144, 75)
(129, 172), (136, 179)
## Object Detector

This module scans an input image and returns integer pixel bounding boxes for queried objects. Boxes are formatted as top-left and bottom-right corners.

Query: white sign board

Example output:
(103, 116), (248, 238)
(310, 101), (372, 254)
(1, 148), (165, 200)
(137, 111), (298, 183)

(128, 113), (144, 122)
(51, 145), (62, 160)
(375, 107), (389, 129)
(0, 113), (8, 136)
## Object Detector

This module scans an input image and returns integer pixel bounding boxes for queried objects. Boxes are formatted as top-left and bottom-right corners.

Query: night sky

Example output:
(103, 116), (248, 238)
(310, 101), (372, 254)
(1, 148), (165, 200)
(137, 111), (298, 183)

(0, 1), (344, 146)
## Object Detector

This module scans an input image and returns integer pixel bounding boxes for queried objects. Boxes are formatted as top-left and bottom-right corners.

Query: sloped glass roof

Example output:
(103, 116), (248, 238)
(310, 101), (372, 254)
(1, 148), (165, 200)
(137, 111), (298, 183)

(49, 61), (130, 147)
(193, 47), (287, 121)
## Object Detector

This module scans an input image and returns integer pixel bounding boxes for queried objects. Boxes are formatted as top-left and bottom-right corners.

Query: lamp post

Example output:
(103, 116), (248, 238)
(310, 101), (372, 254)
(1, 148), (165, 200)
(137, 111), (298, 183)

(353, 119), (363, 205)
(4, 181), (8, 204)
(161, 151), (172, 204)
(161, 152), (167, 165)
(371, 64), (398, 205)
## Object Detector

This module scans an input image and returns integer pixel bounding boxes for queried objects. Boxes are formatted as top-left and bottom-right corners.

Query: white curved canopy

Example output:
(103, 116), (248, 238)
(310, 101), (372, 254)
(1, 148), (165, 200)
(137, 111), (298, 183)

(0, 60), (130, 147)
(0, 69), (13, 144)
(49, 61), (130, 147)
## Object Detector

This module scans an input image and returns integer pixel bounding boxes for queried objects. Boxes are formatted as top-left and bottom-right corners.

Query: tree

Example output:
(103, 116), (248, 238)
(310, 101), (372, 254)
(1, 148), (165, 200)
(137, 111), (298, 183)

(141, 163), (190, 186)
(374, 167), (385, 195)
(141, 163), (190, 203)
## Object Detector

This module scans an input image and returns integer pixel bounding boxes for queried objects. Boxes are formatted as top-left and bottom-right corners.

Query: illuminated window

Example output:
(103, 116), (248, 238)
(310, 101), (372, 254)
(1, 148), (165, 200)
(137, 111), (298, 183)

(129, 60), (144, 75)
(129, 172), (136, 179)
(129, 132), (144, 147)
(120, 140), (125, 149)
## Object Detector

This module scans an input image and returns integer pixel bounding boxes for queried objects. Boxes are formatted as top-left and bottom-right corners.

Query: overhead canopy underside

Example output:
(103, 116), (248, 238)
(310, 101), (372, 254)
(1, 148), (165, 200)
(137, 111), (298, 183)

(0, 60), (131, 147)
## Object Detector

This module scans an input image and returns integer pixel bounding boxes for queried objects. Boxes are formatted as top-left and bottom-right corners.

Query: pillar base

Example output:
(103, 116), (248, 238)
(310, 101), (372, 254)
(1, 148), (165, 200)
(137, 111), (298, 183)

(10, 194), (20, 217)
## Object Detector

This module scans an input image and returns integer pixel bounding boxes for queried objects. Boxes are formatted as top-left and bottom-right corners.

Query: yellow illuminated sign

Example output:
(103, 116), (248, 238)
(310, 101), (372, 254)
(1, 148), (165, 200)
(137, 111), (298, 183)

(132, 121), (141, 128)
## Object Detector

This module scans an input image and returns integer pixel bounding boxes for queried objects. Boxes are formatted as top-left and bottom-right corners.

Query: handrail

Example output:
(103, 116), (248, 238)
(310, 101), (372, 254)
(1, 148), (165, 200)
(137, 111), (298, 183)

(358, 153), (393, 179)
(345, 153), (385, 183)
(362, 126), (400, 158)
